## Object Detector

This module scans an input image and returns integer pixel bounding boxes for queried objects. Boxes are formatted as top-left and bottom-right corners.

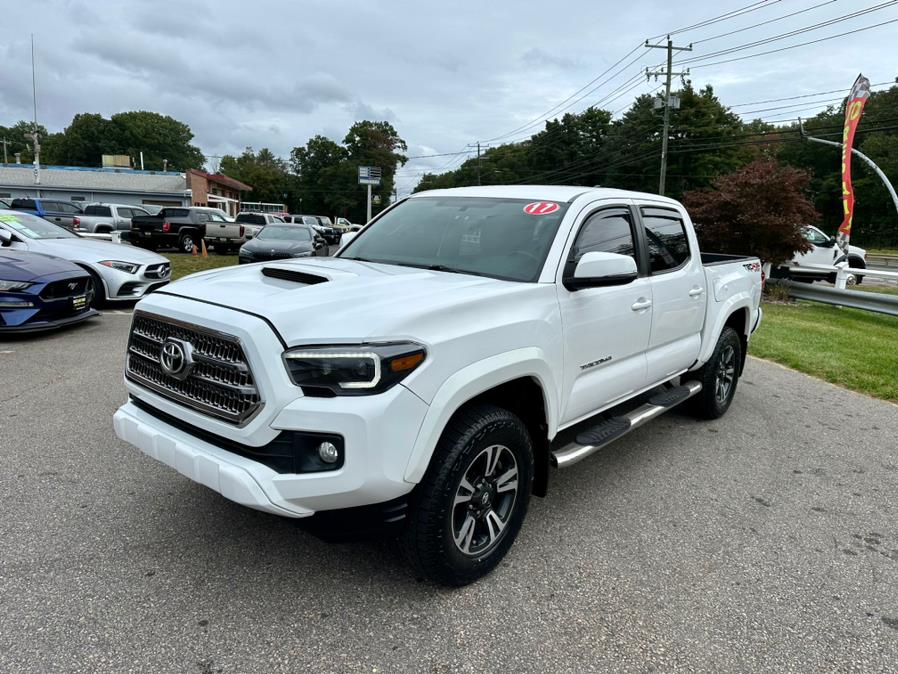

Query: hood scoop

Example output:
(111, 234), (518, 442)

(262, 266), (329, 285)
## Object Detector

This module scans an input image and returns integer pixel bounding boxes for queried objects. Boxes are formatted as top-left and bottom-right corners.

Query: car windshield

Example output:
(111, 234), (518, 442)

(256, 225), (311, 241)
(0, 212), (78, 239)
(338, 197), (570, 282)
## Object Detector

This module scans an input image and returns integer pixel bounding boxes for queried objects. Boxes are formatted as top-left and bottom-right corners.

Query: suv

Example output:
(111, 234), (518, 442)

(114, 186), (763, 585)
(11, 198), (83, 230)
(235, 212), (285, 239)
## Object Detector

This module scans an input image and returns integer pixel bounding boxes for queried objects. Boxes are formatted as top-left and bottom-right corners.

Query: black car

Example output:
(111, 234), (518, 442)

(0, 248), (98, 333)
(238, 225), (328, 264)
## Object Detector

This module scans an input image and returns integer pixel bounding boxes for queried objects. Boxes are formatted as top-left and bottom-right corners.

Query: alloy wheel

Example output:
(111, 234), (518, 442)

(715, 344), (737, 404)
(451, 444), (519, 557)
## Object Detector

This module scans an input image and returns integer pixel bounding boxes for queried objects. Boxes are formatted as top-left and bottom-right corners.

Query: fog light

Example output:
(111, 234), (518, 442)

(317, 441), (339, 464)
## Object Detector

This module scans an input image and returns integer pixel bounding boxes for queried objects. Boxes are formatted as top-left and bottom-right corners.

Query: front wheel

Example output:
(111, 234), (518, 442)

(686, 326), (742, 420)
(401, 404), (533, 586)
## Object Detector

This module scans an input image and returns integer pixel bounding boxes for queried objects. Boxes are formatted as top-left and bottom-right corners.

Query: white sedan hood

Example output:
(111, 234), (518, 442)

(31, 238), (167, 265)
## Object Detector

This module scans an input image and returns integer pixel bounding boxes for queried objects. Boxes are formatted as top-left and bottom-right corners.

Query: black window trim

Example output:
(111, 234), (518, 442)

(564, 203), (648, 279)
(636, 205), (692, 276)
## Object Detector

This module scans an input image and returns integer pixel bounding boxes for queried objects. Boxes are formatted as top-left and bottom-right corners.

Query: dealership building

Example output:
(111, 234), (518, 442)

(0, 164), (252, 215)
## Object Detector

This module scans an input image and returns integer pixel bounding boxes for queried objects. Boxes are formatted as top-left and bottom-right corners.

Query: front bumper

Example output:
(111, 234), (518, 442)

(0, 307), (99, 333)
(114, 381), (430, 517)
(99, 262), (171, 301)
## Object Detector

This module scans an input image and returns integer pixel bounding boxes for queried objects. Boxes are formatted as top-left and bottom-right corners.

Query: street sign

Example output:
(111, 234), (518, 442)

(358, 166), (382, 186)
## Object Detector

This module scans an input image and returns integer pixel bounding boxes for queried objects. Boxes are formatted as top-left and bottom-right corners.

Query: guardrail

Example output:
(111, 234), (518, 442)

(775, 279), (898, 317)
(773, 263), (898, 317)
(866, 254), (898, 269)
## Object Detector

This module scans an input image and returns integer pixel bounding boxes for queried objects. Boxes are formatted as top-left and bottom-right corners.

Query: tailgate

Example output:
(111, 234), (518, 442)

(132, 216), (163, 233)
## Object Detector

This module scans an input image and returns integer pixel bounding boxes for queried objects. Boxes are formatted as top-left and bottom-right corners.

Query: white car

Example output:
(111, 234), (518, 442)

(779, 225), (868, 285)
(113, 186), (762, 585)
(0, 210), (171, 304)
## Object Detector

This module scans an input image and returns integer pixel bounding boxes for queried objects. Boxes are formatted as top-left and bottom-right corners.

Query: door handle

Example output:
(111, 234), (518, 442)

(688, 287), (705, 297)
(631, 298), (652, 312)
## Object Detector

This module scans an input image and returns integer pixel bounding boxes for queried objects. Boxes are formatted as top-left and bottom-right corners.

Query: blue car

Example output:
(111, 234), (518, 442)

(0, 249), (99, 333)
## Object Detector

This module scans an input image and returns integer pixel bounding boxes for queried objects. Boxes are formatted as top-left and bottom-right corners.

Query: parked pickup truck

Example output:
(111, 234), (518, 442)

(113, 186), (762, 586)
(74, 203), (153, 234)
(235, 212), (285, 239)
(130, 207), (215, 253)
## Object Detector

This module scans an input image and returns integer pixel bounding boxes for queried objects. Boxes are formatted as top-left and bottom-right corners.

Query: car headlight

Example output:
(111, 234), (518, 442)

(0, 279), (33, 291)
(283, 342), (426, 396)
(292, 251), (313, 258)
(99, 260), (139, 274)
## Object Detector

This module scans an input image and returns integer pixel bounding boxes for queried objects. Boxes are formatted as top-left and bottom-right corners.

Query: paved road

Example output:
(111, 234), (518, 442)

(2, 313), (897, 672)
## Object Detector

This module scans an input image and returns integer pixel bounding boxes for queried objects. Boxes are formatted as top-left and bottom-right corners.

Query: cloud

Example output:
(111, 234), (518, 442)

(521, 48), (581, 70)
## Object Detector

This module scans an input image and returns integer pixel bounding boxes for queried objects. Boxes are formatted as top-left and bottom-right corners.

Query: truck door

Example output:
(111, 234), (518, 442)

(638, 205), (705, 382)
(557, 204), (652, 425)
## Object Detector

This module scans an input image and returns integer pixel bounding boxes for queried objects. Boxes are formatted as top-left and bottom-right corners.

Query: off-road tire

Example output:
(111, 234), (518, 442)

(686, 326), (742, 420)
(401, 404), (533, 586)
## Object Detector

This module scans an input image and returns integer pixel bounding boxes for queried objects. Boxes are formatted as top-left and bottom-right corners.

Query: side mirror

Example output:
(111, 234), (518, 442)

(827, 235), (837, 247)
(0, 229), (10, 246)
(563, 251), (638, 290)
(340, 231), (358, 247)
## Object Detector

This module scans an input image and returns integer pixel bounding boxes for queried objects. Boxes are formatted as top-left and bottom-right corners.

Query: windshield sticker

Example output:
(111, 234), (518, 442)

(0, 217), (39, 237)
(523, 202), (560, 215)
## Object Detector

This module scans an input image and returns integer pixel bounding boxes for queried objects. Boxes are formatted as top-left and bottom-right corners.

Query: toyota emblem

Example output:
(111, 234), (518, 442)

(159, 338), (194, 380)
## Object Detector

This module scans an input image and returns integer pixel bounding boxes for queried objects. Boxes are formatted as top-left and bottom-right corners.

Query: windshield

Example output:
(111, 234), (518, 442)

(256, 225), (312, 241)
(338, 197), (569, 282)
(0, 212), (78, 239)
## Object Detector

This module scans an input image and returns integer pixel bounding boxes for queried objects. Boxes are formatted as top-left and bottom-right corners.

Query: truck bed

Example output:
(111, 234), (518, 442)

(701, 252), (757, 266)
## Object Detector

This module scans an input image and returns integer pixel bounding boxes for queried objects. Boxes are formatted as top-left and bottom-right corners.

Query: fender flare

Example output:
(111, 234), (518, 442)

(695, 295), (755, 367)
(403, 347), (559, 483)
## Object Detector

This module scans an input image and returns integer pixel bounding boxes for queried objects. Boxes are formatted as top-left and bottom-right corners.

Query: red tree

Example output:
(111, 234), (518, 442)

(682, 159), (818, 265)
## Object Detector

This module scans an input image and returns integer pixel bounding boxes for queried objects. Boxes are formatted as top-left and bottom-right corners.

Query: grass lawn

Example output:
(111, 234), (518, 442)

(165, 253), (239, 280)
(866, 248), (898, 257)
(750, 301), (898, 403)
(854, 283), (898, 296)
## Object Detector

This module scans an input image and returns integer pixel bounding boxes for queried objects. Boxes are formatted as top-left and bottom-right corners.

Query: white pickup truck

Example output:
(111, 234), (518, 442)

(113, 186), (762, 585)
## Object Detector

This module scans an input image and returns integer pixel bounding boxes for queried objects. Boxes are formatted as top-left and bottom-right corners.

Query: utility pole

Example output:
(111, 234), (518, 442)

(1, 139), (8, 164)
(645, 36), (692, 196)
(30, 34), (40, 185)
(467, 142), (483, 185)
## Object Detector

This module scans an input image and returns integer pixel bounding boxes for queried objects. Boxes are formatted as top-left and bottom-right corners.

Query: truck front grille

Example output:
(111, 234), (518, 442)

(125, 312), (262, 425)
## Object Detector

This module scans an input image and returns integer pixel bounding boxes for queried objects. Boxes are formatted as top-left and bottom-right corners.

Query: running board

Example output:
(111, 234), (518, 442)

(551, 381), (703, 469)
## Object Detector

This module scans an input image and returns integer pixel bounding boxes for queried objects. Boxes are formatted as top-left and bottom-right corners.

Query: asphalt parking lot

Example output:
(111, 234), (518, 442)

(2, 312), (897, 672)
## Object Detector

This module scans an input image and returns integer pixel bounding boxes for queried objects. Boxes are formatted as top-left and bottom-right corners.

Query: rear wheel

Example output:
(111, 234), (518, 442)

(178, 232), (196, 253)
(401, 404), (533, 586)
(686, 326), (742, 420)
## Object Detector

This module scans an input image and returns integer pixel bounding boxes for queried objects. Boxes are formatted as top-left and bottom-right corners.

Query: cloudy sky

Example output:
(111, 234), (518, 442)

(2, 0), (897, 196)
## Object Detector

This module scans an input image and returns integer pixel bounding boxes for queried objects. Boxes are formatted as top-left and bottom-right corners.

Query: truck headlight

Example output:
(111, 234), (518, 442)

(283, 342), (426, 396)
(0, 279), (33, 291)
(99, 260), (139, 274)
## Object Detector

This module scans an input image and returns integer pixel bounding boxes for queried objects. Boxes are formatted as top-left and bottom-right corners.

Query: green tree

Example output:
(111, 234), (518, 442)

(47, 113), (111, 167)
(220, 147), (294, 206)
(110, 111), (204, 171)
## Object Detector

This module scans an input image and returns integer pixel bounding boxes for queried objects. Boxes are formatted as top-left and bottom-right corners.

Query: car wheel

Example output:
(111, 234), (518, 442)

(686, 326), (742, 420)
(84, 269), (106, 308)
(848, 256), (865, 285)
(401, 404), (533, 586)
(179, 233), (196, 253)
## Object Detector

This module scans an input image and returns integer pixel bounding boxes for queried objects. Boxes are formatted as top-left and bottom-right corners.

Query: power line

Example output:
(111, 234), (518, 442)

(647, 0), (783, 40)
(680, 1), (898, 66)
(728, 80), (895, 107)
(687, 17), (898, 70)
(690, 0), (839, 44)
(481, 44), (648, 143)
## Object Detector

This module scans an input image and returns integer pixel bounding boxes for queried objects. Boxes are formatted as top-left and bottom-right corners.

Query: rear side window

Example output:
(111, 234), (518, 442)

(570, 207), (635, 261)
(84, 205), (112, 216)
(641, 207), (690, 273)
(12, 198), (36, 209)
(57, 202), (82, 214)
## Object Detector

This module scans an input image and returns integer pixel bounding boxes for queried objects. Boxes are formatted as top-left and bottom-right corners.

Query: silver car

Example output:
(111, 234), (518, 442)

(0, 210), (171, 305)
